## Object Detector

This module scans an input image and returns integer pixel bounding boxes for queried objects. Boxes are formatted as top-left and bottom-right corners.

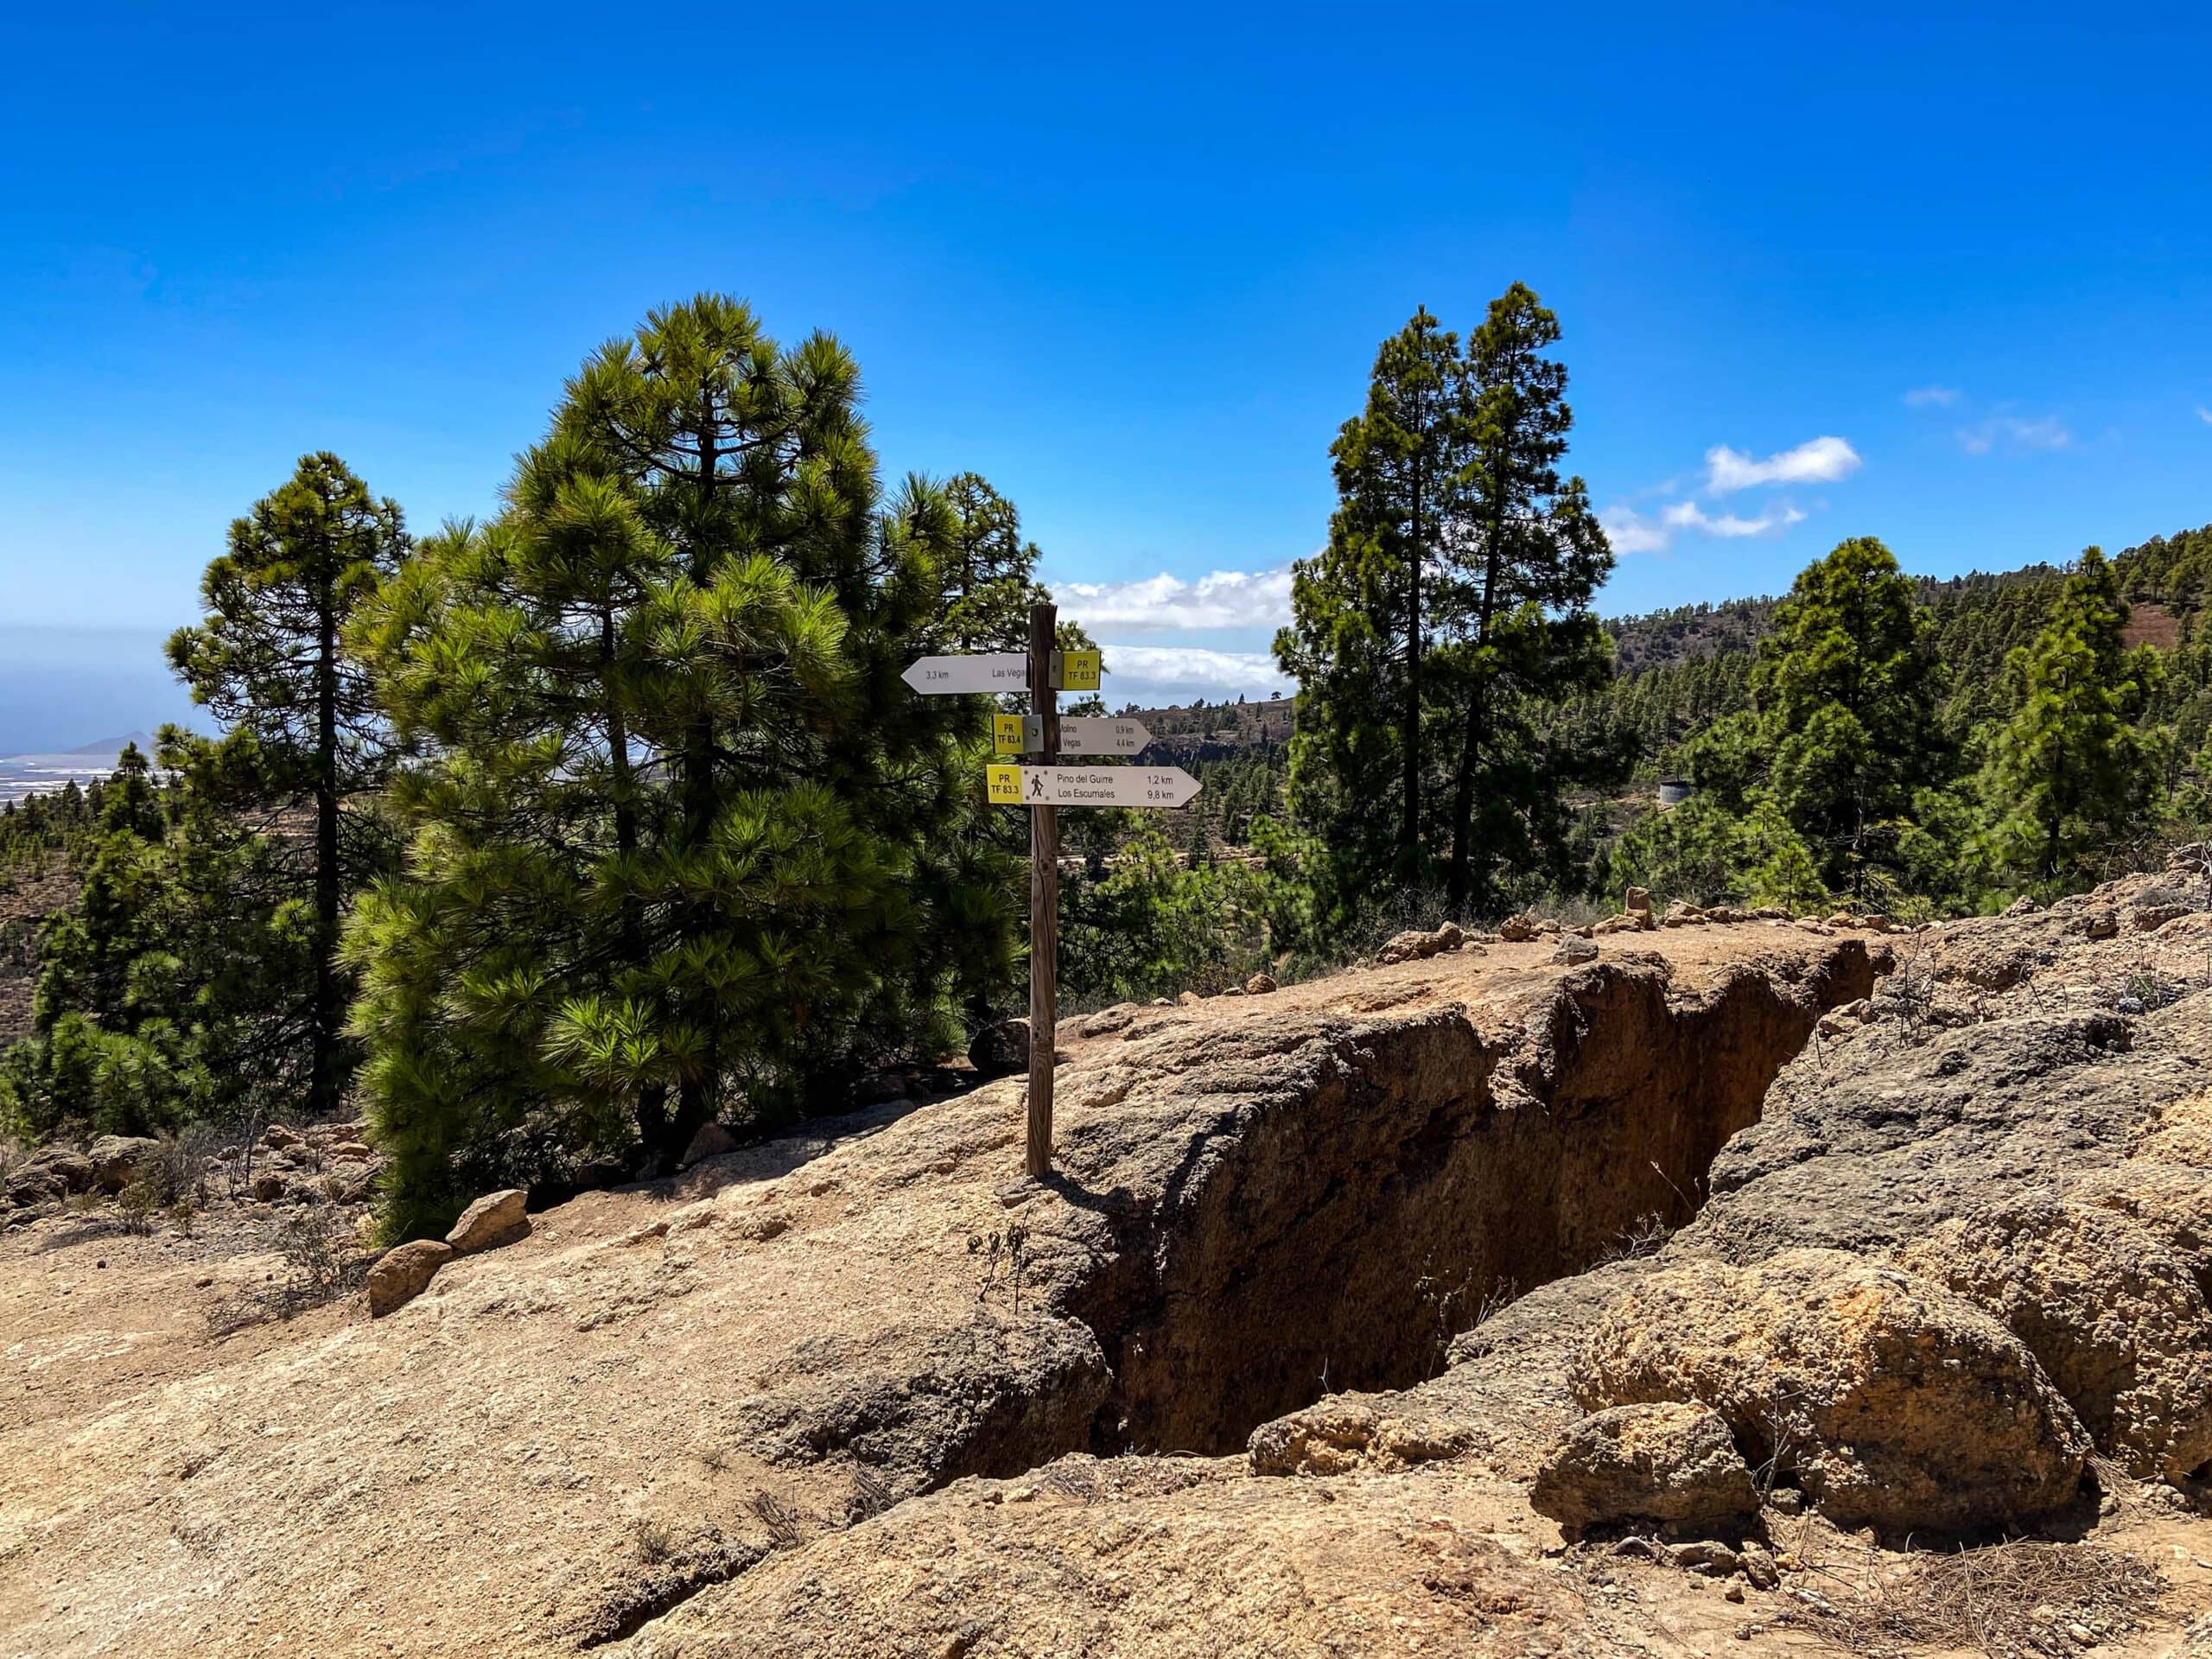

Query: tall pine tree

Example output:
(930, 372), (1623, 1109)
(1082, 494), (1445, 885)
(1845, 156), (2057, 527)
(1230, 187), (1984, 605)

(1277, 308), (1468, 913)
(167, 453), (407, 1118)
(1753, 537), (1941, 896)
(349, 296), (1019, 1235)
(1437, 283), (1612, 912)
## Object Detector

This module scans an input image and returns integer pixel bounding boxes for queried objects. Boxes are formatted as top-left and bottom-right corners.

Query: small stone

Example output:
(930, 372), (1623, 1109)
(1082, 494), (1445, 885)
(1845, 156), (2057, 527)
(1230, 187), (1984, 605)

(1723, 1582), (1745, 1603)
(1178, 991), (1202, 1007)
(1246, 973), (1278, 995)
(251, 1172), (286, 1203)
(1624, 886), (1652, 914)
(263, 1125), (303, 1151)
(1554, 936), (1599, 966)
(679, 1123), (740, 1169)
(445, 1188), (529, 1254)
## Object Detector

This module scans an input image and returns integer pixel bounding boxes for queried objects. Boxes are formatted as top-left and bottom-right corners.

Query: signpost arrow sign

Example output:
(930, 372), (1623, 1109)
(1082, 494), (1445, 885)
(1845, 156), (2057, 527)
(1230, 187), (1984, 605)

(1058, 716), (1150, 756)
(901, 652), (1028, 695)
(986, 765), (1200, 809)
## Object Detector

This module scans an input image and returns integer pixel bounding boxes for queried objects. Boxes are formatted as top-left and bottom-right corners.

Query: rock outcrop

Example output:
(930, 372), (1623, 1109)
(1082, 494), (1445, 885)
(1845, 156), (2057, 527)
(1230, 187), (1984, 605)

(1567, 1249), (2091, 1533)
(1903, 1194), (2212, 1482)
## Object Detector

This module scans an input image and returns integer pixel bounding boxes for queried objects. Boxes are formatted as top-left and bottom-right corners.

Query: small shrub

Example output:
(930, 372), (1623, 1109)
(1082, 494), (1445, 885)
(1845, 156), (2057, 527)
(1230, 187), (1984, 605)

(631, 1516), (675, 1565)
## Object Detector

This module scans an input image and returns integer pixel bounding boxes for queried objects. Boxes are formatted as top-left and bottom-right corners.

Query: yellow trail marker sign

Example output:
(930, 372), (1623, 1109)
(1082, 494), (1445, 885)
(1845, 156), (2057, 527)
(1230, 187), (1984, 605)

(1053, 649), (1101, 691)
(986, 764), (1026, 804)
(992, 714), (1029, 754)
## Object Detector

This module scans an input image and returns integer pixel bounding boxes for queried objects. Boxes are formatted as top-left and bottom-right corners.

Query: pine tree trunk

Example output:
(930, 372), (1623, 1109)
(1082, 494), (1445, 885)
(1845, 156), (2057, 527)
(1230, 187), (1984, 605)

(667, 410), (721, 1167)
(1446, 537), (1504, 912)
(1402, 453), (1423, 885)
(310, 600), (343, 1120)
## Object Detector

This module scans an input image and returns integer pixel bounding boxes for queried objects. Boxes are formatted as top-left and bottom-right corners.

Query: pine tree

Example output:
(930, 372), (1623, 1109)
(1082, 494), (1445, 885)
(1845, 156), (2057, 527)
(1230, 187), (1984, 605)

(349, 296), (1020, 1234)
(1754, 537), (1941, 895)
(1983, 547), (2166, 889)
(1436, 283), (1613, 912)
(167, 454), (407, 1117)
(1277, 308), (1467, 914)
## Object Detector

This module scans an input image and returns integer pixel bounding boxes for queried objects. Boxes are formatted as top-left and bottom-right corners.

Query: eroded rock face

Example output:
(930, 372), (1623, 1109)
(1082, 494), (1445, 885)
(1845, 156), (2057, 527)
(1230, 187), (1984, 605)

(1529, 1402), (1757, 1535)
(1903, 1194), (2212, 1483)
(1568, 1249), (2091, 1533)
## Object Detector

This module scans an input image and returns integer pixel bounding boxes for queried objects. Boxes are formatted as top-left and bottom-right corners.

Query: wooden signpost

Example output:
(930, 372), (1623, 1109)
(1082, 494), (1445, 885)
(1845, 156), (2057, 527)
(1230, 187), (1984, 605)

(905, 601), (1202, 1178)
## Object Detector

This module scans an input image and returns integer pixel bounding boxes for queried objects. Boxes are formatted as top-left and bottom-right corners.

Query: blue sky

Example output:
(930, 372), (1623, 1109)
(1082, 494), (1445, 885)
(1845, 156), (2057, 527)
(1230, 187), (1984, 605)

(3, 2), (2209, 747)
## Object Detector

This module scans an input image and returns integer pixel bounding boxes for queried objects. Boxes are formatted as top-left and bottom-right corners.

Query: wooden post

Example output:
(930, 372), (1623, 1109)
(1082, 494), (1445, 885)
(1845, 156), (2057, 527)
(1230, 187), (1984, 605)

(1026, 601), (1059, 1179)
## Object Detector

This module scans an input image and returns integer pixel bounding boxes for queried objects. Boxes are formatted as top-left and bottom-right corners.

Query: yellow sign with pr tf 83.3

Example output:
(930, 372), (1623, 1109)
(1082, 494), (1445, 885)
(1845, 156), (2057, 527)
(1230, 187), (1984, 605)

(986, 764), (1025, 804)
(1055, 649), (1101, 691)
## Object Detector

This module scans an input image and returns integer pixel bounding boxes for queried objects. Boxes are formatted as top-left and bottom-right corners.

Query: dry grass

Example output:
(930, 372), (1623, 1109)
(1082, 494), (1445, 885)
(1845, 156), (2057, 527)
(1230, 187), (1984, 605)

(1780, 1540), (2164, 1658)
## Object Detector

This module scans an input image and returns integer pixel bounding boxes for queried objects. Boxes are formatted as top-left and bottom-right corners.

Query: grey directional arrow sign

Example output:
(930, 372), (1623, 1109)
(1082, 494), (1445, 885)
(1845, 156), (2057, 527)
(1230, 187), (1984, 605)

(900, 652), (1028, 695)
(1003, 766), (1200, 809)
(1057, 717), (1150, 756)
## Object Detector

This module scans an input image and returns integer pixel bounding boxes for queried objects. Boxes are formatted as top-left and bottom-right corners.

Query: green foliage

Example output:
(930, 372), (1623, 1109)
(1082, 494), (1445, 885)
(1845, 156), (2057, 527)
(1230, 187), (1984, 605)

(167, 453), (407, 1115)
(1061, 822), (1274, 1002)
(1980, 548), (2169, 892)
(1, 748), (318, 1140)
(1276, 285), (1611, 930)
(1753, 537), (1942, 894)
(1606, 792), (1827, 912)
(1277, 306), (1463, 915)
(346, 296), (1023, 1236)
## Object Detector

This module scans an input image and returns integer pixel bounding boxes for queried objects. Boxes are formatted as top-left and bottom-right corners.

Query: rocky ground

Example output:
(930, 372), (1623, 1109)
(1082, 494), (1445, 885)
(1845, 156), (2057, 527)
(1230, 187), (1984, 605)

(2, 853), (2210, 1657)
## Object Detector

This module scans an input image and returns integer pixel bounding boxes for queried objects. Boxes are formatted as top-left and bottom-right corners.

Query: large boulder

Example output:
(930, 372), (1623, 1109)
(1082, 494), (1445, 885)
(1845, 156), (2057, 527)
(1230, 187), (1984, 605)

(1902, 1193), (2212, 1483)
(86, 1135), (161, 1194)
(1529, 1402), (1758, 1535)
(445, 1188), (529, 1254)
(1568, 1249), (2089, 1534)
(365, 1239), (453, 1318)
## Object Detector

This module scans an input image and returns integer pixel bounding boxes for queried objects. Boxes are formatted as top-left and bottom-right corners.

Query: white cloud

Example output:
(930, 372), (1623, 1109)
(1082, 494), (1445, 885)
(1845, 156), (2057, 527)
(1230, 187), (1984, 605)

(1703, 435), (1861, 494)
(1056, 567), (1294, 632)
(1599, 505), (1670, 555)
(1956, 416), (2070, 455)
(1097, 644), (1293, 706)
(1662, 500), (1806, 538)
(1904, 385), (1961, 409)
(2197, 406), (2212, 426)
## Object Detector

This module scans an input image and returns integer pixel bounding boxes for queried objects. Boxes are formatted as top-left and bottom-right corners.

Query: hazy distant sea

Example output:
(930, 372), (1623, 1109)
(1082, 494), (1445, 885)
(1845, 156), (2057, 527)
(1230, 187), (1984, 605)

(0, 741), (154, 808)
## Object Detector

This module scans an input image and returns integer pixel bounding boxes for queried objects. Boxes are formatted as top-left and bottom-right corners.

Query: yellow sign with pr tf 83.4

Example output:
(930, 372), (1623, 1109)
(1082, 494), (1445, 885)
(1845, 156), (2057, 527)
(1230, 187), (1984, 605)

(1055, 649), (1101, 691)
(986, 764), (1025, 804)
(993, 714), (1028, 754)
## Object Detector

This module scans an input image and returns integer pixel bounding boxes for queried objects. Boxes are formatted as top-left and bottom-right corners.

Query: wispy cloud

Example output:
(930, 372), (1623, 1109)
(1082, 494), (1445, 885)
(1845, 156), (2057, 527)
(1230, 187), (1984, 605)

(1599, 506), (1671, 555)
(1663, 500), (1807, 538)
(1956, 415), (2070, 455)
(1704, 435), (1861, 494)
(1904, 385), (1961, 409)
(2198, 406), (2212, 426)
(1096, 644), (1293, 704)
(1056, 567), (1294, 632)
